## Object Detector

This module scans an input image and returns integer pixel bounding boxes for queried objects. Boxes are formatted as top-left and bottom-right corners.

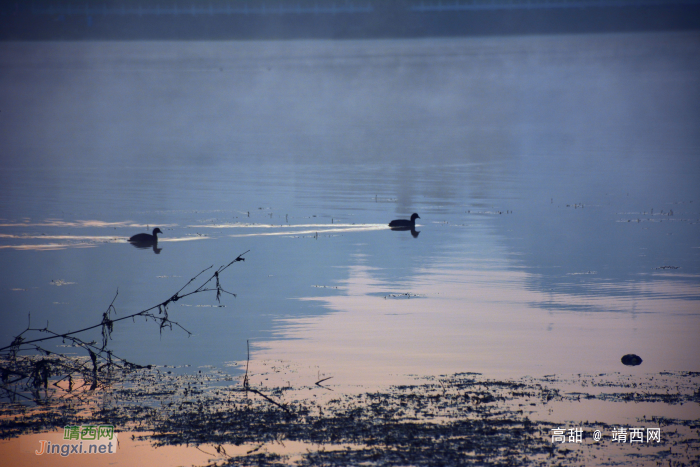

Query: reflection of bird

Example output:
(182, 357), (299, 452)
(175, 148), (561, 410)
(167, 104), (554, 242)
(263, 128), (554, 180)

(389, 213), (420, 229)
(129, 228), (162, 244)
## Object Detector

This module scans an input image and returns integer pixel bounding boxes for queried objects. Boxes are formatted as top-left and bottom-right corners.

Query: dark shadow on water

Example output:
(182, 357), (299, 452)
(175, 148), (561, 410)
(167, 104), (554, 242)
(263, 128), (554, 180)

(390, 226), (420, 238)
(127, 242), (162, 254)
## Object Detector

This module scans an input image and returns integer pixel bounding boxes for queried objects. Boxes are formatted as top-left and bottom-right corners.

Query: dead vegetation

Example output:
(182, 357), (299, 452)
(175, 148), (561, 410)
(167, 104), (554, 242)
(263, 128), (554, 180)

(0, 252), (248, 406)
(2, 359), (699, 466)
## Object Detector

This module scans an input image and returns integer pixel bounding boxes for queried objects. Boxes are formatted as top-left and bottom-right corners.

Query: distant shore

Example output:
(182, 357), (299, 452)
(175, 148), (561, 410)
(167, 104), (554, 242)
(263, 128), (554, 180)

(2, 0), (700, 40)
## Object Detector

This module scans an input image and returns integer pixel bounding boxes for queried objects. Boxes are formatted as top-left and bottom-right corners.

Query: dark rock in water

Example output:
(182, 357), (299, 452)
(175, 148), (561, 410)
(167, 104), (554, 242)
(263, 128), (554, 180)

(621, 354), (643, 366)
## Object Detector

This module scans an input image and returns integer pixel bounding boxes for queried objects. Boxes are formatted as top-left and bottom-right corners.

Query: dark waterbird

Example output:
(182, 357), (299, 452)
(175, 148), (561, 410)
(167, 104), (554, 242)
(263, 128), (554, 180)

(389, 213), (420, 229)
(129, 228), (162, 245)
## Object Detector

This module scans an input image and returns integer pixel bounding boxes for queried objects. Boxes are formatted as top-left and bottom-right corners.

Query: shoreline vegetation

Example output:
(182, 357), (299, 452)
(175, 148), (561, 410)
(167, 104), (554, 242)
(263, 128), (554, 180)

(1, 258), (698, 465)
(1, 358), (698, 466)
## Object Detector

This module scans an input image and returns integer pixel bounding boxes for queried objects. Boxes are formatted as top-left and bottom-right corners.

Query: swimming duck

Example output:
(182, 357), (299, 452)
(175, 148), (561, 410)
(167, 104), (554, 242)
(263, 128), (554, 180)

(129, 228), (162, 244)
(389, 213), (420, 229)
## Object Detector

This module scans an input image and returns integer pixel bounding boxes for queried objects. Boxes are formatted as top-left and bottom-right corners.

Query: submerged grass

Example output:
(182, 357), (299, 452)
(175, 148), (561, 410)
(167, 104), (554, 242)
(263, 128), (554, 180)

(2, 360), (698, 466)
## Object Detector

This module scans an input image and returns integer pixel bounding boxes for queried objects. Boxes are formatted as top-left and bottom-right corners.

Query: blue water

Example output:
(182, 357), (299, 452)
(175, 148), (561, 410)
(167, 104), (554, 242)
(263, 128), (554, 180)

(0, 32), (698, 381)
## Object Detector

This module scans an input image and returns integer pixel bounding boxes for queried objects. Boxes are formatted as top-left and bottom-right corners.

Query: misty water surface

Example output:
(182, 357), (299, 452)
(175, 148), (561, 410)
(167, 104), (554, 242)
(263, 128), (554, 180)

(0, 32), (698, 384)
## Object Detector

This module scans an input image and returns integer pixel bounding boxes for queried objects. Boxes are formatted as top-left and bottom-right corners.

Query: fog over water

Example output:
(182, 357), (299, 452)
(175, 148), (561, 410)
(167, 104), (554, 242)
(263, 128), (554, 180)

(0, 32), (698, 384)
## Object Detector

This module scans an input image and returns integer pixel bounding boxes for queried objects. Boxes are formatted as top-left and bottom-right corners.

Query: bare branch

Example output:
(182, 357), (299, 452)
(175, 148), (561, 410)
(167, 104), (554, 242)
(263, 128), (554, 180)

(0, 252), (249, 404)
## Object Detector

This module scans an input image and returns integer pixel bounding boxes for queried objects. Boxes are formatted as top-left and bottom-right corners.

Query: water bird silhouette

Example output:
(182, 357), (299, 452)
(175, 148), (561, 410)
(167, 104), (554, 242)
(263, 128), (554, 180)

(389, 213), (420, 229)
(129, 227), (162, 244)
(389, 214), (420, 238)
(129, 228), (163, 253)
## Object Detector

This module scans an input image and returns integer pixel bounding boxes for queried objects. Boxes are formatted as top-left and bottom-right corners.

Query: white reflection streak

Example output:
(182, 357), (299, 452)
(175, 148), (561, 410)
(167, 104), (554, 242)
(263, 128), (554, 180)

(159, 237), (208, 242)
(0, 234), (205, 250)
(0, 234), (204, 241)
(188, 223), (385, 229)
(224, 225), (389, 237)
(0, 234), (126, 241)
(0, 220), (176, 228)
(0, 243), (95, 251)
(0, 221), (386, 249)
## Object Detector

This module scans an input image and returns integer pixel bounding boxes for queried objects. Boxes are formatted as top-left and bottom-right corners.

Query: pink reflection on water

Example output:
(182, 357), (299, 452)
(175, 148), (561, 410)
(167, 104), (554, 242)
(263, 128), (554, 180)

(1, 431), (210, 467)
(253, 263), (700, 387)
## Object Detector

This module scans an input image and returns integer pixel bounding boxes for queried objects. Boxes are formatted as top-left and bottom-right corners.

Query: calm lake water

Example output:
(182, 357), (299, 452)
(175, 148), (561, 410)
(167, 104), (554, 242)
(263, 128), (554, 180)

(0, 32), (699, 388)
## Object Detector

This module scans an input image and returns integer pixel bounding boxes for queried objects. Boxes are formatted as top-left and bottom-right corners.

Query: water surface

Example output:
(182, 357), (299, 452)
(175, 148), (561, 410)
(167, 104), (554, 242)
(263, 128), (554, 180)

(0, 32), (698, 387)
